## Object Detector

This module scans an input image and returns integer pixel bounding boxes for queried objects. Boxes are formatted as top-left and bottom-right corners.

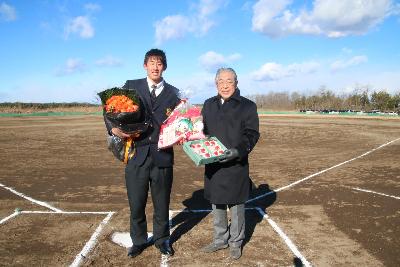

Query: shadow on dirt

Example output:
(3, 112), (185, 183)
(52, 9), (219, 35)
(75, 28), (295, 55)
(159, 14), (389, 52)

(170, 182), (277, 248)
(244, 183), (277, 248)
(293, 257), (304, 266)
(170, 189), (211, 244)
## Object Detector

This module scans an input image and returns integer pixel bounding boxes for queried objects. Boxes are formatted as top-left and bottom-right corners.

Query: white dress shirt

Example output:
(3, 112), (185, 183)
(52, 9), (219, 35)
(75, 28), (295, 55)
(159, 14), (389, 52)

(147, 77), (164, 97)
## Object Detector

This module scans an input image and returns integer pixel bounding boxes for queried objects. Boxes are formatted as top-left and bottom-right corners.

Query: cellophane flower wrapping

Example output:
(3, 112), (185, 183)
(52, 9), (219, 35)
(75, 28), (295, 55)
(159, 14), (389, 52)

(98, 87), (148, 133)
(98, 87), (149, 163)
(158, 99), (205, 149)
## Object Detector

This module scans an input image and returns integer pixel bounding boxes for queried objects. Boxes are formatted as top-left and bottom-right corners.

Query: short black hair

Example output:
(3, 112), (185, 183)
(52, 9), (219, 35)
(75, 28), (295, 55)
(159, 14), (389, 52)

(144, 48), (167, 70)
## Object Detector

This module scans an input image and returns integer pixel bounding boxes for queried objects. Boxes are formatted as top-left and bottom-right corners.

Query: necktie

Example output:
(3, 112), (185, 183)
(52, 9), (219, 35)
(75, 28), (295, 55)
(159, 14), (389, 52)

(150, 84), (157, 103)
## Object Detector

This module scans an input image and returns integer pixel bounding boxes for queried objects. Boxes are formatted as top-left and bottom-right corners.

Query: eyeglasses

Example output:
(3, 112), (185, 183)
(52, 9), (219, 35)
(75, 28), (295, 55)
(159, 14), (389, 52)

(217, 79), (235, 86)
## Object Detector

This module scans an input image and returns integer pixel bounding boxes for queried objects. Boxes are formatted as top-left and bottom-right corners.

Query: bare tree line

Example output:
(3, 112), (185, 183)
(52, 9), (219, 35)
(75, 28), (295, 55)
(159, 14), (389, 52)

(248, 86), (400, 113)
(1, 86), (399, 114)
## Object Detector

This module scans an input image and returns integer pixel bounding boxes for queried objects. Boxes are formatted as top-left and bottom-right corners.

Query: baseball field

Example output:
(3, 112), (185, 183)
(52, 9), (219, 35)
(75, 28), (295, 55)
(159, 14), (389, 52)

(0, 114), (399, 266)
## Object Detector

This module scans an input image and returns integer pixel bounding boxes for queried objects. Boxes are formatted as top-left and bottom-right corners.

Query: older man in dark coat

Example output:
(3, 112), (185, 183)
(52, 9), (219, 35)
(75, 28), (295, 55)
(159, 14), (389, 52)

(201, 67), (259, 260)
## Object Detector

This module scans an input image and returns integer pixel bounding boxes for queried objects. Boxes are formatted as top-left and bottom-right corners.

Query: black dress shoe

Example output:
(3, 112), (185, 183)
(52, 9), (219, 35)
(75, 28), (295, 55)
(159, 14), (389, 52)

(155, 241), (174, 256)
(127, 244), (145, 258)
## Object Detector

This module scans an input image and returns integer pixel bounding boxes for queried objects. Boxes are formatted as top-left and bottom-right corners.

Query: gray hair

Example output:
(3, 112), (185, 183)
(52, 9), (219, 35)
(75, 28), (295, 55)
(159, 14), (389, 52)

(215, 67), (238, 83)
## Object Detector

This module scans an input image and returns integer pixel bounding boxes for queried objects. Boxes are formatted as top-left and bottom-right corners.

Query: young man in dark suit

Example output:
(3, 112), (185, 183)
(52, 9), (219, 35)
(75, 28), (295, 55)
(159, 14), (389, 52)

(109, 49), (180, 258)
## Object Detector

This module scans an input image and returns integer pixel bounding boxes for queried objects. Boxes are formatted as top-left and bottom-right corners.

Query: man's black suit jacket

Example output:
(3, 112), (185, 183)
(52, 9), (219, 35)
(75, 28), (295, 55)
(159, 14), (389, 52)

(105, 78), (180, 167)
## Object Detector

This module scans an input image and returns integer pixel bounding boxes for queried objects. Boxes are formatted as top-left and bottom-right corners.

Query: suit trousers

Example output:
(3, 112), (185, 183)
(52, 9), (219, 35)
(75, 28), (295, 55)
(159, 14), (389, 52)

(212, 203), (245, 248)
(125, 154), (173, 246)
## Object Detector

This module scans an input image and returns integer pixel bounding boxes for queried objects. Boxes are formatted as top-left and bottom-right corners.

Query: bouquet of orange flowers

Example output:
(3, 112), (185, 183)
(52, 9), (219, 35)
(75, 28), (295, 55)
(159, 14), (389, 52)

(98, 87), (150, 163)
(98, 87), (150, 134)
(104, 95), (139, 113)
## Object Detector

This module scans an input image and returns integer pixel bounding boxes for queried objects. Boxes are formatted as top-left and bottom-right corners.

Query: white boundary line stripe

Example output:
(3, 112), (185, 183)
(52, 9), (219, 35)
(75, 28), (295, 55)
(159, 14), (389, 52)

(170, 209), (212, 213)
(169, 210), (173, 234)
(159, 211), (174, 267)
(0, 182), (63, 212)
(0, 211), (20, 224)
(352, 187), (400, 200)
(256, 208), (312, 267)
(247, 137), (400, 203)
(160, 254), (169, 267)
(1, 181), (117, 265)
(70, 211), (115, 267)
(170, 208), (311, 265)
(0, 210), (114, 225)
(21, 211), (113, 215)
(169, 207), (257, 215)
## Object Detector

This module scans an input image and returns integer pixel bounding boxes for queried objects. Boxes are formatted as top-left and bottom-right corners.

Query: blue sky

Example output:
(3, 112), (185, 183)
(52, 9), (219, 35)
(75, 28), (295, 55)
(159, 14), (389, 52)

(1, 0), (399, 104)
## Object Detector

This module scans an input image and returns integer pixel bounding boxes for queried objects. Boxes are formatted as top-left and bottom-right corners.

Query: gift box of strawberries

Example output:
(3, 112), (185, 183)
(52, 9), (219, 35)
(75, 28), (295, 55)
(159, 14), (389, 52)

(183, 137), (227, 166)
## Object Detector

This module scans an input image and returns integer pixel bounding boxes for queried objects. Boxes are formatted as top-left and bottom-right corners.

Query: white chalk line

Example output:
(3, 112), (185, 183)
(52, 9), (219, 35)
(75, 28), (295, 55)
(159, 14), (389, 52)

(160, 254), (169, 267)
(0, 209), (116, 267)
(170, 209), (212, 213)
(352, 187), (400, 200)
(4, 137), (398, 265)
(256, 208), (312, 267)
(1, 181), (117, 267)
(21, 210), (113, 215)
(169, 207), (257, 215)
(0, 211), (20, 225)
(0, 182), (63, 212)
(168, 208), (311, 265)
(247, 137), (400, 204)
(159, 211), (175, 267)
(70, 211), (115, 267)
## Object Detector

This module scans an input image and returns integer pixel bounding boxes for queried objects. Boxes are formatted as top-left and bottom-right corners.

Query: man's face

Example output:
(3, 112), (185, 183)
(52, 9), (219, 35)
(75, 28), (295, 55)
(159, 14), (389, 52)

(216, 71), (237, 100)
(144, 56), (165, 83)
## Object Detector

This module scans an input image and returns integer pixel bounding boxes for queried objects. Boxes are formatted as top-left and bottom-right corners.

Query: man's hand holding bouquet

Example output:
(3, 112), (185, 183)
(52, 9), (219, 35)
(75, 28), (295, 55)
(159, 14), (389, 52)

(98, 87), (150, 163)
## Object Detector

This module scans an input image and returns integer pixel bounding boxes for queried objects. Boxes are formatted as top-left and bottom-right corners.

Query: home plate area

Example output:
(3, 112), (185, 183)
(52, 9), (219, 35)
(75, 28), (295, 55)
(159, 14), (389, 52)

(0, 189), (308, 266)
(109, 206), (311, 267)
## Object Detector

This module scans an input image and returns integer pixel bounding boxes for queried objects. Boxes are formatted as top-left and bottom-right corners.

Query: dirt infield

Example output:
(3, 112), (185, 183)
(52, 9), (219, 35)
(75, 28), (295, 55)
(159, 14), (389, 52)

(0, 115), (399, 266)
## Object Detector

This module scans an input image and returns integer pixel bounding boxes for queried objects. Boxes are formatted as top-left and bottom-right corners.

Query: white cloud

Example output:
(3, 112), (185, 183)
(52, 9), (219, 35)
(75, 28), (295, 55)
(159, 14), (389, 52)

(242, 1), (254, 12)
(0, 2), (17, 21)
(95, 55), (123, 67)
(199, 51), (242, 72)
(330, 55), (368, 72)
(64, 16), (94, 39)
(196, 0), (224, 18)
(3, 82), (101, 103)
(56, 58), (86, 76)
(252, 0), (395, 38)
(341, 47), (353, 54)
(1, 72), (129, 103)
(251, 61), (320, 81)
(239, 63), (400, 100)
(84, 3), (101, 12)
(154, 0), (227, 44)
(393, 2), (400, 15)
(154, 15), (192, 45)
(172, 71), (216, 103)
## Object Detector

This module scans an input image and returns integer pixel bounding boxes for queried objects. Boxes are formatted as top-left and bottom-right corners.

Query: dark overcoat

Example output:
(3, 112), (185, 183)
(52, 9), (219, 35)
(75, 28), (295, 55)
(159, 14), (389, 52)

(202, 89), (259, 204)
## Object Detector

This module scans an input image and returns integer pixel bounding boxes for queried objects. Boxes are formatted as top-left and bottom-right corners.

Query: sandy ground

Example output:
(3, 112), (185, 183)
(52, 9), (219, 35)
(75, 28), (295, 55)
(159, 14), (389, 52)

(0, 115), (399, 266)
